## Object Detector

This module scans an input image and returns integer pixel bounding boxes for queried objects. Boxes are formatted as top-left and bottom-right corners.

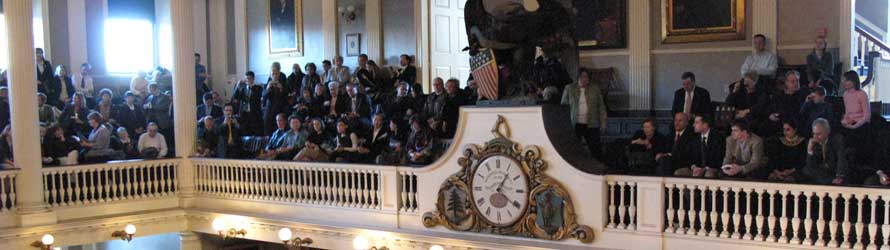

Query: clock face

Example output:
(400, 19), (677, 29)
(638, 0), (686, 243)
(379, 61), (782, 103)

(471, 155), (529, 226)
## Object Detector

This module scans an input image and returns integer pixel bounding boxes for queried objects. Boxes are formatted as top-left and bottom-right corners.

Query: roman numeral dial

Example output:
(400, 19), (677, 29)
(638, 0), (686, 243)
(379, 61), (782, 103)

(471, 155), (528, 227)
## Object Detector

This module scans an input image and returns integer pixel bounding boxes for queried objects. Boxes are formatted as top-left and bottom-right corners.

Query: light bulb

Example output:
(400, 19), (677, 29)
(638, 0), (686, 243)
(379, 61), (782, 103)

(430, 245), (444, 250)
(352, 235), (369, 250)
(347, 5), (355, 12)
(41, 234), (55, 245)
(211, 218), (226, 232)
(278, 228), (293, 241)
(124, 224), (136, 235)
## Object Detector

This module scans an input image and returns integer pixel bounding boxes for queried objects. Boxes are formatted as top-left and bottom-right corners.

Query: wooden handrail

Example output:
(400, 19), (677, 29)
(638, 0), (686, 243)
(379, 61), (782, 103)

(856, 26), (890, 53)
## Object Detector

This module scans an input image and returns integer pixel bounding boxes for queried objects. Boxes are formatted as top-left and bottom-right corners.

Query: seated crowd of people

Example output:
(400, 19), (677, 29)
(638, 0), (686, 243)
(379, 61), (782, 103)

(195, 54), (477, 165)
(618, 34), (890, 187)
(0, 48), (178, 168)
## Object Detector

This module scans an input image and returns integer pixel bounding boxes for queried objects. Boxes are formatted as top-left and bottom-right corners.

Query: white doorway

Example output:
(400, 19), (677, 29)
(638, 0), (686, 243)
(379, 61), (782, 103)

(428, 0), (471, 89)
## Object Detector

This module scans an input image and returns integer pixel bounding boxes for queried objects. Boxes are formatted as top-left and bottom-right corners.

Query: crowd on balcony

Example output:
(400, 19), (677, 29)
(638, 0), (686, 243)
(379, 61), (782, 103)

(194, 55), (478, 166)
(607, 34), (890, 187)
(0, 48), (179, 168)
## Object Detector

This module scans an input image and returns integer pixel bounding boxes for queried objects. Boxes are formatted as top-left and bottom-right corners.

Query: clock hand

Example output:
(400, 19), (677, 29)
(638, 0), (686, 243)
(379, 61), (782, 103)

(497, 173), (509, 193)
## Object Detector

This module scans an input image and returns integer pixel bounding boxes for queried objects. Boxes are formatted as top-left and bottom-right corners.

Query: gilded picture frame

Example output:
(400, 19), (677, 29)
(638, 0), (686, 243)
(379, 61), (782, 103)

(662, 0), (746, 43)
(267, 0), (303, 55)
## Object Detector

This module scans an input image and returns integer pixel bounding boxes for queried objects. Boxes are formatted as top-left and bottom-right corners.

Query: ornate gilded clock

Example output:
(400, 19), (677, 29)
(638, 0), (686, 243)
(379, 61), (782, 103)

(423, 116), (594, 243)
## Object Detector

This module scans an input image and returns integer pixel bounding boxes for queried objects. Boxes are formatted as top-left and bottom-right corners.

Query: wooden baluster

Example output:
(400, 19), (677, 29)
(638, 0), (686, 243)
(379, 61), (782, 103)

(334, 169), (342, 206)
(359, 170), (366, 207)
(145, 165), (160, 197)
(71, 170), (82, 205)
(327, 168), (334, 205)
(665, 184), (673, 232)
(868, 195), (878, 250)
(744, 188), (754, 240)
(230, 165), (237, 197)
(288, 167), (295, 202)
(309, 168), (321, 204)
(109, 167), (119, 200)
(685, 184), (694, 234)
(348, 170), (355, 207)
(728, 187), (739, 239)
(125, 166), (133, 200)
(281, 167), (288, 201)
(88, 169), (97, 204)
(142, 166), (150, 198)
(844, 194), (854, 248)
(62, 170), (72, 206)
(872, 195), (890, 250)
(697, 186), (707, 236)
(0, 176), (8, 212)
(165, 164), (173, 196)
(322, 168), (330, 204)
(399, 172), (407, 212)
(361, 170), (369, 208)
(42, 174), (49, 206)
(804, 192), (814, 246)
(606, 181), (612, 228)
(709, 186), (718, 238)
(94, 169), (104, 203)
(299, 168), (307, 202)
(618, 182), (627, 229)
(766, 190), (776, 242)
(855, 194), (866, 249)
(98, 169), (112, 203)
(629, 182), (637, 230)
(721, 187), (730, 238)
(829, 193), (840, 247)
(777, 190), (788, 243)
(792, 191), (802, 244)
(114, 167), (122, 199)
(816, 192), (826, 246)
(52, 171), (60, 206)
(754, 189), (769, 241)
(677, 184), (687, 234)
(221, 165), (228, 196)
(407, 173), (416, 211)
(7, 175), (14, 210)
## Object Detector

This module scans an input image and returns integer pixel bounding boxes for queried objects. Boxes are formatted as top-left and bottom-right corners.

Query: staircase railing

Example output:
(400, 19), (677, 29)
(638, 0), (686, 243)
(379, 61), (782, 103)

(854, 26), (890, 88)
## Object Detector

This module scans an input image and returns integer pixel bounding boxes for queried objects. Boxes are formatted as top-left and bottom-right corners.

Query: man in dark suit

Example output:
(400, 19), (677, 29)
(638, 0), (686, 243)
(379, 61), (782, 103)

(657, 112), (697, 176)
(345, 82), (372, 129)
(366, 113), (390, 163)
(232, 71), (264, 136)
(671, 72), (713, 119)
(196, 93), (223, 122)
(396, 54), (417, 85)
(675, 115), (725, 178)
(801, 118), (849, 185)
(114, 91), (147, 137)
(143, 83), (172, 135)
(217, 104), (244, 158)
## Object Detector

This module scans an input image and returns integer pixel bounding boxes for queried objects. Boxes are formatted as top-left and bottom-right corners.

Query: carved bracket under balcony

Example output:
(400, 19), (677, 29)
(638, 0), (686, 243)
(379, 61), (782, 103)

(423, 115), (594, 244)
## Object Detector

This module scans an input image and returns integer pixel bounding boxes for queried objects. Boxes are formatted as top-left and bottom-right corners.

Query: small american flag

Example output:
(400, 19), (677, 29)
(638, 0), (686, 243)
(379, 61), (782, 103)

(470, 48), (499, 100)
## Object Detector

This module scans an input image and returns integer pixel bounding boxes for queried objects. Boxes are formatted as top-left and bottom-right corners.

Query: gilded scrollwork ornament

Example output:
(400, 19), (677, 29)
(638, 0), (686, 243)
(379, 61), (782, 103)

(422, 115), (594, 243)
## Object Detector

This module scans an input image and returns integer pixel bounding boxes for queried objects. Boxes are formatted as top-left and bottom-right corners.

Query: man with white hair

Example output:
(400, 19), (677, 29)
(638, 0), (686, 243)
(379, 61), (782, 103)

(800, 118), (848, 185)
(138, 122), (168, 159)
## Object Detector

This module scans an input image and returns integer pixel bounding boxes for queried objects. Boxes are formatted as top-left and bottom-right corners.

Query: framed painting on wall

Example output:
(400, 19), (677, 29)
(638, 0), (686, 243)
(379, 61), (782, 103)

(575, 0), (627, 50)
(662, 0), (745, 43)
(267, 0), (303, 55)
(346, 33), (361, 56)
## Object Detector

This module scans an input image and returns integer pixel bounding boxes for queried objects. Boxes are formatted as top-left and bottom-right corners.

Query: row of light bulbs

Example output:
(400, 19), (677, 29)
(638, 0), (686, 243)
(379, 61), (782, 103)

(31, 224), (136, 250)
(212, 217), (446, 250)
(30, 219), (448, 250)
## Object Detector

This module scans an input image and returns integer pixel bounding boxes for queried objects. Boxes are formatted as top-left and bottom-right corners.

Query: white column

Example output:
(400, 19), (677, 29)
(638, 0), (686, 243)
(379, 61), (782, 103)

(208, 0), (229, 92)
(171, 0), (197, 204)
(67, 0), (88, 69)
(192, 0), (208, 63)
(4, 0), (55, 226)
(752, 0), (778, 51)
(365, 0), (383, 62)
(179, 231), (202, 250)
(628, 0), (651, 110)
(234, 0), (248, 75)
(323, 0), (339, 60)
(417, 0), (430, 89)
(840, 0), (855, 70)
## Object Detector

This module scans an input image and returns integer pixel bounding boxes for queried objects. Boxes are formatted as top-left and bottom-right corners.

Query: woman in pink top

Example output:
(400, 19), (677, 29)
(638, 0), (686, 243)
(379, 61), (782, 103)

(841, 70), (870, 129)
